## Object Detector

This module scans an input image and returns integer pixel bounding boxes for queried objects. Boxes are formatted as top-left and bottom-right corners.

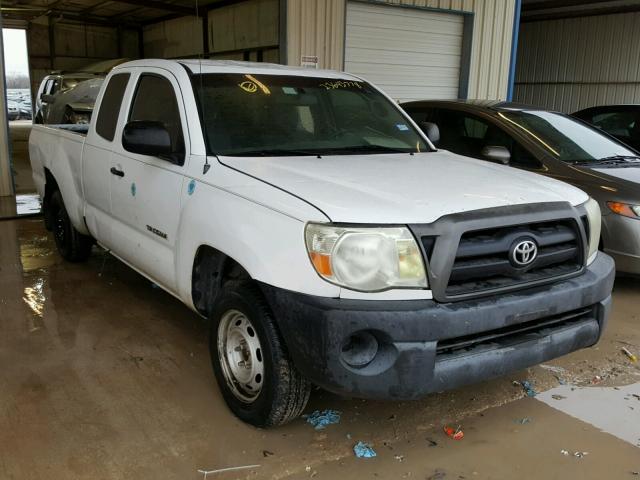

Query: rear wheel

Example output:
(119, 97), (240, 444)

(210, 281), (311, 427)
(50, 190), (93, 262)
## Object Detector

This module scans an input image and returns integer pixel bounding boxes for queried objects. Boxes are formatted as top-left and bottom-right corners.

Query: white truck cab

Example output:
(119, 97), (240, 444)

(29, 59), (615, 427)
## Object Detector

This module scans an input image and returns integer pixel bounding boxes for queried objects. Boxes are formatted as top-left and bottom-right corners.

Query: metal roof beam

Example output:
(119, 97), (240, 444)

(110, 0), (195, 16)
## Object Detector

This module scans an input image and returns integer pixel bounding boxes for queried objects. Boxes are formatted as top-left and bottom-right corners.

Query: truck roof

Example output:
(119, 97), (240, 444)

(112, 58), (360, 81)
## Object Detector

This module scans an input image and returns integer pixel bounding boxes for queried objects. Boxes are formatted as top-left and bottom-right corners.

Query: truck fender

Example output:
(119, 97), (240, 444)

(173, 182), (340, 310)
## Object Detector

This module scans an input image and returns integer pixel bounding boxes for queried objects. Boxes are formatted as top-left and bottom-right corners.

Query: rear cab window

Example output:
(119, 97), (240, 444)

(95, 73), (131, 141)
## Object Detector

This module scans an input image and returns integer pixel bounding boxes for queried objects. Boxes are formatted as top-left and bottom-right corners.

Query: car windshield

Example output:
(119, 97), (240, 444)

(500, 110), (638, 163)
(192, 73), (429, 156)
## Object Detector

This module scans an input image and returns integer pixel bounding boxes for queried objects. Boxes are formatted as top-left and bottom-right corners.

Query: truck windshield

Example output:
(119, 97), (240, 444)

(500, 110), (638, 164)
(192, 73), (429, 156)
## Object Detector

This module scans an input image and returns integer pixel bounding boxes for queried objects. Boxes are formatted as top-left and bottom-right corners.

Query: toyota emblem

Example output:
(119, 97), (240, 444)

(510, 239), (538, 267)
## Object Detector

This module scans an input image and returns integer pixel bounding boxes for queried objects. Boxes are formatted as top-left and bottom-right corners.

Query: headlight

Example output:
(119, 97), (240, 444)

(606, 201), (640, 219)
(584, 198), (601, 265)
(305, 223), (427, 292)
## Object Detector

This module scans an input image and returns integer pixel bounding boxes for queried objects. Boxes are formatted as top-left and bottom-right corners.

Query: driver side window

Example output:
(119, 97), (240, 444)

(128, 74), (185, 159)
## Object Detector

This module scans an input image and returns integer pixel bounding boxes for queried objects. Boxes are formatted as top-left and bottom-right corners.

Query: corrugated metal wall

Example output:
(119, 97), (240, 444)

(28, 21), (140, 99)
(208, 0), (279, 61)
(514, 13), (640, 113)
(143, 16), (204, 58)
(142, 1), (280, 62)
(286, 0), (515, 100)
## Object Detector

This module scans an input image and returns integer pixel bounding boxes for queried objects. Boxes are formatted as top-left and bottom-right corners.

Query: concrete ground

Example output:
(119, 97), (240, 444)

(1, 218), (639, 480)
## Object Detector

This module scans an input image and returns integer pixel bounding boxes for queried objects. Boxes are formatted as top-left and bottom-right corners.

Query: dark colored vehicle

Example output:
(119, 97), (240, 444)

(573, 105), (640, 152)
(402, 100), (640, 275)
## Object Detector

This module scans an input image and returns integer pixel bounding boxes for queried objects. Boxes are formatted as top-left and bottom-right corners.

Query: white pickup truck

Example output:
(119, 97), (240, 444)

(30, 59), (615, 427)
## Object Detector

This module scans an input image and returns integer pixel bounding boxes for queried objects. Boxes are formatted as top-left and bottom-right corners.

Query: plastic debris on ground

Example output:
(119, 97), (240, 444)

(560, 450), (588, 458)
(540, 364), (567, 375)
(426, 438), (438, 447)
(622, 347), (638, 363)
(427, 470), (447, 480)
(303, 409), (341, 430)
(514, 417), (532, 424)
(443, 425), (464, 440)
(197, 465), (260, 479)
(552, 394), (567, 400)
(353, 441), (377, 458)
(514, 380), (537, 397)
(394, 454), (404, 462)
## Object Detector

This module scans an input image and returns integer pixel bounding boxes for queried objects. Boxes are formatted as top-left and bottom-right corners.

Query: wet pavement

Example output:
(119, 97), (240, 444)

(1, 218), (639, 480)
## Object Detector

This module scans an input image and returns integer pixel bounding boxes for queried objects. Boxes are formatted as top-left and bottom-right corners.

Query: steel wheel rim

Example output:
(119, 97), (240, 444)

(217, 309), (264, 403)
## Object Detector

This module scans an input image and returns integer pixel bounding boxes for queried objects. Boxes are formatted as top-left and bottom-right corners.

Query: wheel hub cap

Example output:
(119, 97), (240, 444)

(217, 309), (264, 403)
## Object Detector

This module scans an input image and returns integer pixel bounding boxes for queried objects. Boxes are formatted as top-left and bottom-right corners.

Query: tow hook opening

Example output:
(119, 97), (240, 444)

(341, 331), (380, 368)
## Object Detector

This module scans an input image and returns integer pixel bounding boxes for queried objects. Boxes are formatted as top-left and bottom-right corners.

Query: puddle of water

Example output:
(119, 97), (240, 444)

(537, 382), (640, 447)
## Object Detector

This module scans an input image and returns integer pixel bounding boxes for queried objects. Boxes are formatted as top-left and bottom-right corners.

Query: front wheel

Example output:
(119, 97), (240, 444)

(50, 190), (93, 262)
(210, 281), (311, 427)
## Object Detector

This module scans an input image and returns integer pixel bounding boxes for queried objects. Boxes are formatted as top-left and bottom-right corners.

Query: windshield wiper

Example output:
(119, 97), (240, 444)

(571, 155), (640, 167)
(227, 148), (321, 157)
(321, 145), (414, 155)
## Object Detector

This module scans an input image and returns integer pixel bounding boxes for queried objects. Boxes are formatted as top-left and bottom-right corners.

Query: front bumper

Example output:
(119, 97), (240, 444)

(602, 213), (640, 274)
(261, 253), (615, 400)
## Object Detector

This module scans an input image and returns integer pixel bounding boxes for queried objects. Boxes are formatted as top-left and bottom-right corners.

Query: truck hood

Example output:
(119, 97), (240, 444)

(220, 150), (589, 223)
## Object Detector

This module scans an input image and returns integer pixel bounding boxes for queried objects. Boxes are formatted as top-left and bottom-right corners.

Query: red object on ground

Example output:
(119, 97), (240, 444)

(443, 425), (464, 440)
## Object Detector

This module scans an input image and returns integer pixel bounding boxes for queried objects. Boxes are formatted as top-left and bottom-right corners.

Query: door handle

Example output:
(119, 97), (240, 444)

(110, 167), (125, 177)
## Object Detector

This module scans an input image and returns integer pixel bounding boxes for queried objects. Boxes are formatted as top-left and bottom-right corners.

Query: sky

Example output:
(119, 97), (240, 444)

(2, 29), (29, 76)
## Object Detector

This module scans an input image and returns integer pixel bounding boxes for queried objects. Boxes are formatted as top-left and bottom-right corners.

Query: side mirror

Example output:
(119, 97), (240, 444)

(481, 145), (511, 165)
(421, 121), (440, 145)
(41, 93), (55, 103)
(122, 121), (173, 157)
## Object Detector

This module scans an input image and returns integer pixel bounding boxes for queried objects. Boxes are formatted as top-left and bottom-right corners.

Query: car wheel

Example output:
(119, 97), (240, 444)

(210, 281), (311, 427)
(50, 190), (93, 262)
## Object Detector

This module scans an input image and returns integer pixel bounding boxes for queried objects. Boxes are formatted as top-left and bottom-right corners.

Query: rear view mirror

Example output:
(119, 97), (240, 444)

(421, 121), (440, 145)
(41, 94), (55, 103)
(122, 120), (172, 158)
(481, 145), (511, 165)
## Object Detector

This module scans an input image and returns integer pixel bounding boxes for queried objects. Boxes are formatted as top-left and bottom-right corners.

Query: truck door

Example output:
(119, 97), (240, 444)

(83, 72), (131, 249)
(108, 69), (188, 291)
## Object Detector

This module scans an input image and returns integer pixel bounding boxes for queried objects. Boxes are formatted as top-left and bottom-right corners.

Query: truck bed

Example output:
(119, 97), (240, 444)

(28, 123), (88, 232)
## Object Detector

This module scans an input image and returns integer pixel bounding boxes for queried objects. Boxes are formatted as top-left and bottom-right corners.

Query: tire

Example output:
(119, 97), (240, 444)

(50, 190), (93, 262)
(210, 281), (311, 427)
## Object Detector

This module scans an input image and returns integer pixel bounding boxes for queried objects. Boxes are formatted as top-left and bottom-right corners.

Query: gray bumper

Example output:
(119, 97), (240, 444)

(602, 212), (640, 274)
(261, 253), (615, 400)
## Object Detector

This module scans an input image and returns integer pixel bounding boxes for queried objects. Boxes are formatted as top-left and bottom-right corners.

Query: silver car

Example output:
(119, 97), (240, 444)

(34, 74), (101, 124)
(402, 100), (640, 275)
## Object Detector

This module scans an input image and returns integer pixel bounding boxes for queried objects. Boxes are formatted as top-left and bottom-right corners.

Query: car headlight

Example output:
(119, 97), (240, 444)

(305, 223), (427, 292)
(584, 198), (602, 265)
(606, 201), (640, 219)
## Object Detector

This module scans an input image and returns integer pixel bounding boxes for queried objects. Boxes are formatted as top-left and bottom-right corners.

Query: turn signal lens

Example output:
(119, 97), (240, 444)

(607, 201), (640, 219)
(310, 252), (332, 276)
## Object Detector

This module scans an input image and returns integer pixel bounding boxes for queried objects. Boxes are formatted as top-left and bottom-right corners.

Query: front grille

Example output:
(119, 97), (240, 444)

(443, 220), (583, 297)
(436, 306), (594, 357)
